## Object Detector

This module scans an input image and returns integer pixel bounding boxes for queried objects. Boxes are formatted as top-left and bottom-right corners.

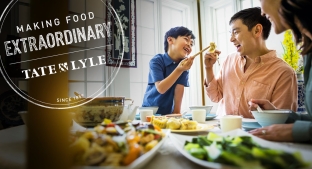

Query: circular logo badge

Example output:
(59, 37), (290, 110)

(0, 0), (124, 109)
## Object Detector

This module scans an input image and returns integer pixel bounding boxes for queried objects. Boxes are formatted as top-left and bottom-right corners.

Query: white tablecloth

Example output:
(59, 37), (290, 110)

(0, 120), (220, 169)
(0, 126), (26, 169)
(1, 119), (312, 169)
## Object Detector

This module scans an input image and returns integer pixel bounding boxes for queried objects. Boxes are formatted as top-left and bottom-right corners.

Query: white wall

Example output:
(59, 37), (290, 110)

(266, 31), (285, 57)
(128, 0), (159, 107)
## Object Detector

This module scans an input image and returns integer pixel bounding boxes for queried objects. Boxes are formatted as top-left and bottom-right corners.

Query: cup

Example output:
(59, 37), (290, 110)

(140, 109), (153, 122)
(191, 109), (206, 123)
(220, 115), (242, 132)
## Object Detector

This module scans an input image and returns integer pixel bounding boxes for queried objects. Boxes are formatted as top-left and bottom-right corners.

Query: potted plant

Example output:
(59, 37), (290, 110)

(282, 30), (302, 72)
(282, 30), (305, 113)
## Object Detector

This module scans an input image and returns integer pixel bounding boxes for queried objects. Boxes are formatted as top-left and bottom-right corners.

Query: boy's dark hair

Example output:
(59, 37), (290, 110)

(229, 7), (271, 40)
(164, 26), (195, 52)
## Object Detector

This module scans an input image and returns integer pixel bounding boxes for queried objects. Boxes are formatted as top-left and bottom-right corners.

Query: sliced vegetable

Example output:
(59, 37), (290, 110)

(122, 143), (141, 165)
(188, 147), (207, 160)
(184, 133), (309, 169)
(145, 140), (158, 152)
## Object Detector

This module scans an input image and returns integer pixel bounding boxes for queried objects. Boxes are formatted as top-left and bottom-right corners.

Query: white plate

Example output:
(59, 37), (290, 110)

(75, 129), (170, 169)
(169, 129), (312, 169)
(170, 123), (214, 133)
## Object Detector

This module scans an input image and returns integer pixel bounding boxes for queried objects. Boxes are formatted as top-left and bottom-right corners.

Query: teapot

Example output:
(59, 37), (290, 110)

(119, 99), (139, 121)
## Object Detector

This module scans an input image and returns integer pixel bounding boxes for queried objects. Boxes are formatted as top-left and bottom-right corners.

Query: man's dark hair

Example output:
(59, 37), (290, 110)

(229, 7), (271, 40)
(164, 26), (195, 52)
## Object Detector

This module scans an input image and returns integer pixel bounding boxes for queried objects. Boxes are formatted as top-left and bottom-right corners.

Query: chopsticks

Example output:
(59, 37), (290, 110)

(190, 46), (211, 59)
(182, 44), (220, 66)
(189, 45), (220, 66)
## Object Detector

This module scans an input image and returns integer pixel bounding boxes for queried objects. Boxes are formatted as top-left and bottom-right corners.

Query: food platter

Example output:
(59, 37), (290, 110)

(74, 129), (170, 169)
(169, 129), (312, 169)
(170, 123), (214, 133)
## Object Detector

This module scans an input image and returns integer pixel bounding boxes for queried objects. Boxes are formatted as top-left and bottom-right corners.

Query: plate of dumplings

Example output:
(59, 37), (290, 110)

(150, 116), (214, 133)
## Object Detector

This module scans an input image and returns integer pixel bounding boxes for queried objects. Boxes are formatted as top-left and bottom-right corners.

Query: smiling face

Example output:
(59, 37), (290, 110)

(260, 0), (288, 34)
(230, 19), (259, 56)
(168, 35), (194, 59)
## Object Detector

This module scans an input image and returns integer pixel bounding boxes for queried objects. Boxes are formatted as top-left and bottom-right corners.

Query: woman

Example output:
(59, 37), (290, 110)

(248, 0), (312, 143)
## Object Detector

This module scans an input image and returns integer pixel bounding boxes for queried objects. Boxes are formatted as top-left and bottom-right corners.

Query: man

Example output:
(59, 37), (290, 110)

(204, 7), (297, 118)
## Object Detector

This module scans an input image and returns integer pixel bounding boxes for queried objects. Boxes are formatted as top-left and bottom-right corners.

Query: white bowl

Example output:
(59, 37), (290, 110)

(189, 105), (213, 115)
(18, 111), (28, 125)
(138, 106), (159, 114)
(251, 110), (291, 127)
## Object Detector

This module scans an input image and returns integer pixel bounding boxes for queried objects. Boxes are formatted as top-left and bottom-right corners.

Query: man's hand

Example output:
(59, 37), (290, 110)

(248, 99), (277, 111)
(204, 50), (221, 68)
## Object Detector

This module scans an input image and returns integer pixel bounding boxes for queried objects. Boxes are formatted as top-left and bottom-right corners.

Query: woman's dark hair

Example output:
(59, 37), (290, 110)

(279, 0), (312, 54)
(229, 7), (271, 40)
(164, 26), (195, 52)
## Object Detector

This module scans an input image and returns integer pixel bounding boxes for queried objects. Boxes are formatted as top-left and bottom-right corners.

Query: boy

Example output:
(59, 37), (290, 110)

(204, 7), (297, 118)
(142, 26), (195, 115)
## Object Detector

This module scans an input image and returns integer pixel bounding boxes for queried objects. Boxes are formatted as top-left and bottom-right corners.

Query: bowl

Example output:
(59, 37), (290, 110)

(189, 105), (213, 115)
(71, 97), (126, 127)
(251, 110), (292, 127)
(18, 111), (28, 125)
(138, 106), (159, 114)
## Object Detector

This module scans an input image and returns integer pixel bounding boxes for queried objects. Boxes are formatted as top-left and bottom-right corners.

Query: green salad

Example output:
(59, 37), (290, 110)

(184, 132), (310, 169)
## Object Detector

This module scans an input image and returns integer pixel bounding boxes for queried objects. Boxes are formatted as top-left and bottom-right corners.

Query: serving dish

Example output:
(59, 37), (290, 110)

(251, 109), (291, 127)
(170, 123), (214, 133)
(71, 97), (125, 127)
(169, 129), (312, 169)
(74, 129), (170, 169)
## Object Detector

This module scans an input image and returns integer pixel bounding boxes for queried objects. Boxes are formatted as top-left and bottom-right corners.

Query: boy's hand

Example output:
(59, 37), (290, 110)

(178, 57), (194, 71)
(204, 50), (221, 68)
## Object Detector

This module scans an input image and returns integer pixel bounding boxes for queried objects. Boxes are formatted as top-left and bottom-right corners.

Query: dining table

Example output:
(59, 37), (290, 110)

(0, 117), (312, 169)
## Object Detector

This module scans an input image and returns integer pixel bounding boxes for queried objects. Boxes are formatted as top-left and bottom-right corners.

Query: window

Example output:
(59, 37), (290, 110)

(200, 0), (236, 113)
(68, 0), (112, 98)
(241, 0), (261, 9)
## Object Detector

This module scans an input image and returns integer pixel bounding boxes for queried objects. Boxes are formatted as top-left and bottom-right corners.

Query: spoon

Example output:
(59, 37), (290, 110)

(257, 105), (264, 113)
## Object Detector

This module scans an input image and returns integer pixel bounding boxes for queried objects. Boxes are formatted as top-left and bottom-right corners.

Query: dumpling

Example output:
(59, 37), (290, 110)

(151, 116), (167, 129)
(208, 42), (217, 53)
(180, 119), (198, 130)
(166, 118), (181, 130)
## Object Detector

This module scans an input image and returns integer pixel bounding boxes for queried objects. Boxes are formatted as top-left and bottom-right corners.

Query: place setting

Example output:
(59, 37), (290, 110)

(182, 105), (217, 121)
